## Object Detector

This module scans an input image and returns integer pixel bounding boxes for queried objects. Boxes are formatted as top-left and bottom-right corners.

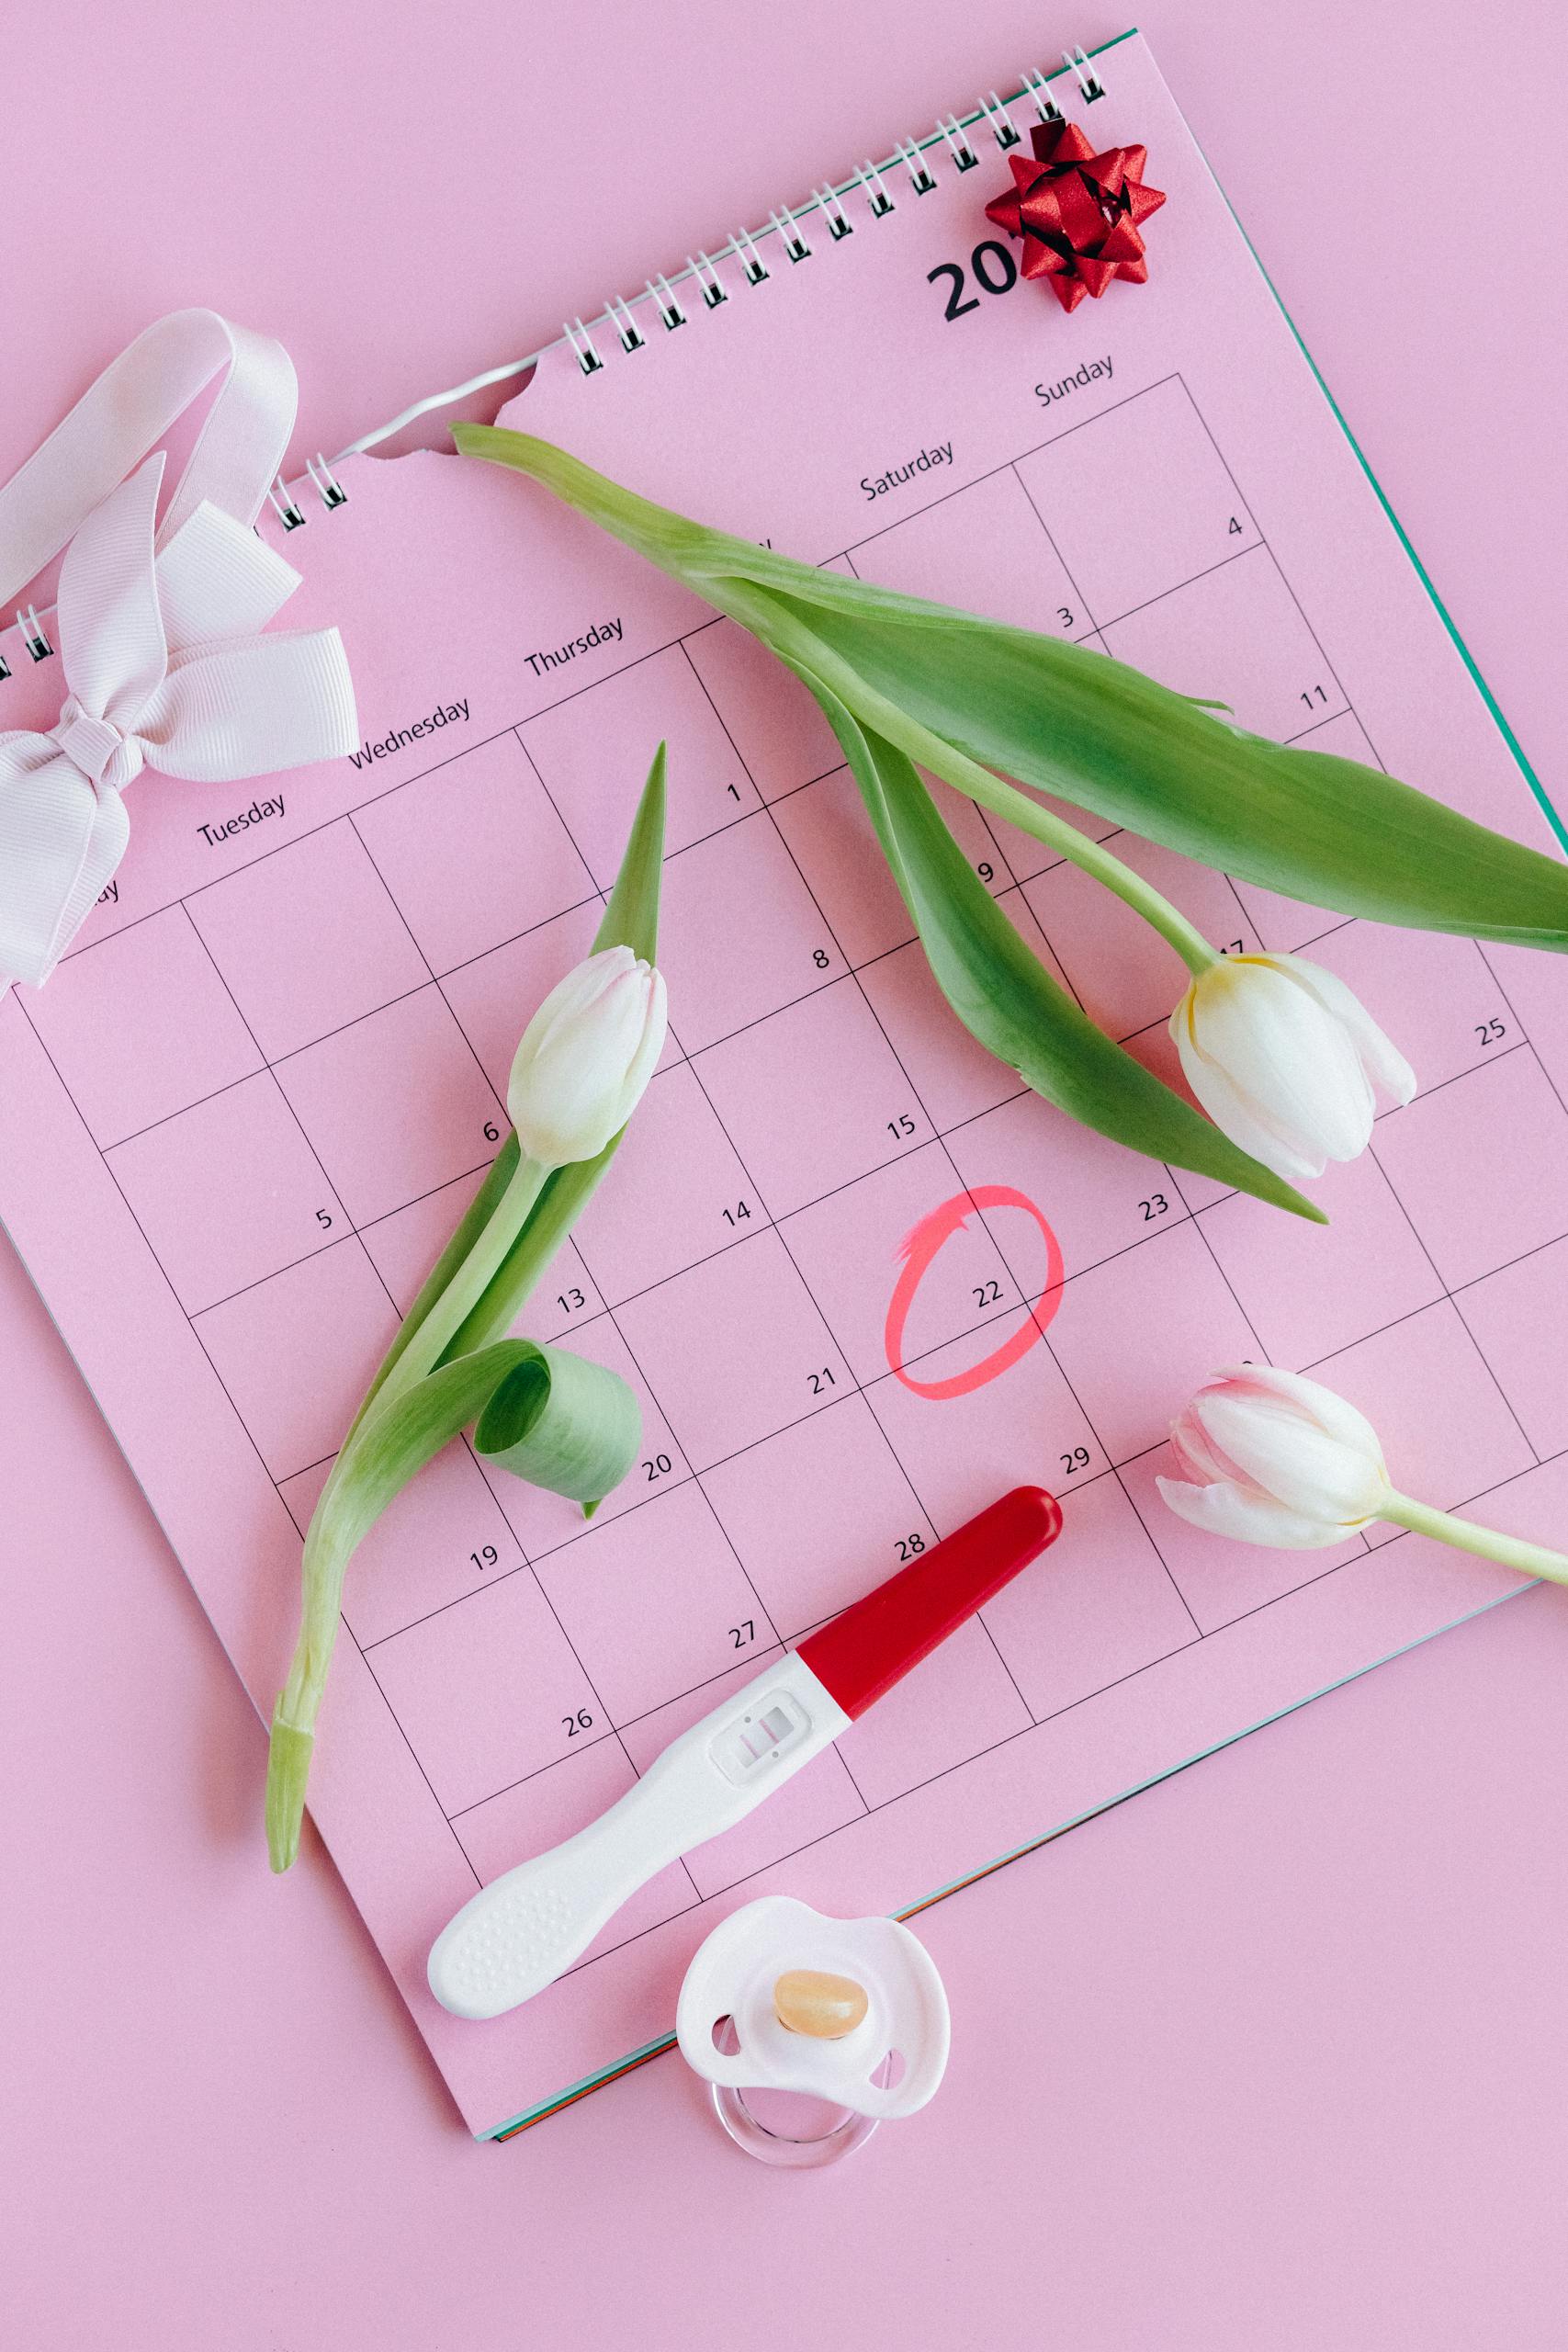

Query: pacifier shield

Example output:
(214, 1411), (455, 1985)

(676, 1894), (950, 2136)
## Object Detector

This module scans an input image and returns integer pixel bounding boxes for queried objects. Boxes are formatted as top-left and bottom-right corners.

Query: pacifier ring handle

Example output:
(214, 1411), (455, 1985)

(711, 2082), (880, 2169)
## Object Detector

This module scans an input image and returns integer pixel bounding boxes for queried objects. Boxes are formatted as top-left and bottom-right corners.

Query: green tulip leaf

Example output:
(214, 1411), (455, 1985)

(265, 742), (668, 1871)
(325, 1340), (640, 1555)
(457, 426), (1568, 953)
(472, 1340), (642, 1506)
(804, 674), (1323, 1223)
(441, 741), (667, 1363)
(354, 1131), (522, 1427)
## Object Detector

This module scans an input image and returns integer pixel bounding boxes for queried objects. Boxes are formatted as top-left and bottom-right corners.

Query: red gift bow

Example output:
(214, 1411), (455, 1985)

(985, 119), (1166, 311)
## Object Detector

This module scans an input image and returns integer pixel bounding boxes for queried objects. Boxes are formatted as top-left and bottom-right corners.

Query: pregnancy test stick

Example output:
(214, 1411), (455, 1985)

(428, 1485), (1061, 2020)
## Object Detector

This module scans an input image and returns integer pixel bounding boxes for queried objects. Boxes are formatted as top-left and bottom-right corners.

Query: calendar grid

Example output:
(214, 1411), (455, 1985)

(17, 366), (1568, 1972)
(176, 899), (499, 1879)
(819, 545), (1204, 1657)
(498, 738), (830, 1780)
(10, 910), (495, 1887)
(674, 634), (1043, 1732)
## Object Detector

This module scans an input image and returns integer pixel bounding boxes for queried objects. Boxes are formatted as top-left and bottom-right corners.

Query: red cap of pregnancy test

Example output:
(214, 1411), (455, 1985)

(796, 1486), (1062, 1721)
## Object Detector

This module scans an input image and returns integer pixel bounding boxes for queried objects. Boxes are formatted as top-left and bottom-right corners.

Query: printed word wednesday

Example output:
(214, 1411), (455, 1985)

(348, 702), (471, 770)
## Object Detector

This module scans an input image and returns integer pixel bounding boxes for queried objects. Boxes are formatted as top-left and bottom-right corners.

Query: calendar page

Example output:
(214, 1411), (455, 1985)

(4, 31), (1566, 2137)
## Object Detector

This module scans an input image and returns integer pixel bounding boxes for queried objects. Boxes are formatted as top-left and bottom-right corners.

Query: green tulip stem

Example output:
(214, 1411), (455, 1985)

(1382, 1491), (1568, 1587)
(266, 1515), (352, 1871)
(370, 1150), (551, 1407)
(265, 1148), (554, 1869)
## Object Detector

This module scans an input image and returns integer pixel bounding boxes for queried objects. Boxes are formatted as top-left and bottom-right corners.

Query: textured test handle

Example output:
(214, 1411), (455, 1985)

(429, 1653), (849, 2019)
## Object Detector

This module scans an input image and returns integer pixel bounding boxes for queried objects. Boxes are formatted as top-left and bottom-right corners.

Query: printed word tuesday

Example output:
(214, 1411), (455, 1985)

(197, 796), (284, 849)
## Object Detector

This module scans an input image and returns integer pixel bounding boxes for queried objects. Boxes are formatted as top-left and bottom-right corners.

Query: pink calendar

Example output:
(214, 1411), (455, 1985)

(4, 30), (1565, 2135)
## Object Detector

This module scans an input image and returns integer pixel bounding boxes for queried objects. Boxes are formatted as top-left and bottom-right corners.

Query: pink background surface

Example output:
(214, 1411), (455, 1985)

(5, 3), (1567, 2343)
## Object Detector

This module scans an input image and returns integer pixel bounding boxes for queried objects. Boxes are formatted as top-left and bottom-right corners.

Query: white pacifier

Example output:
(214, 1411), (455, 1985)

(676, 1895), (950, 2166)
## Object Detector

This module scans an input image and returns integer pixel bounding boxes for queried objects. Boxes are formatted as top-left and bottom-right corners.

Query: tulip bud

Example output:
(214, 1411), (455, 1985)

(507, 944), (667, 1167)
(1170, 953), (1415, 1183)
(1160, 1363), (1568, 1588)
(1157, 1364), (1393, 1549)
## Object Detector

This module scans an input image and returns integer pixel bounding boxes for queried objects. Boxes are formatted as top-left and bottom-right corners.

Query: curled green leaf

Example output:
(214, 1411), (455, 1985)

(473, 1341), (642, 1503)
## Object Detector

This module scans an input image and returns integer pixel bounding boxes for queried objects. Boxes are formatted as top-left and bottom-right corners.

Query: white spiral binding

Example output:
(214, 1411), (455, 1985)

(1020, 66), (1065, 123)
(537, 44), (1114, 384)
(607, 294), (645, 352)
(320, 43), (1115, 467)
(647, 274), (688, 331)
(769, 206), (811, 263)
(1063, 43), (1105, 102)
(894, 137), (936, 196)
(563, 317), (604, 375)
(979, 90), (1022, 151)
(305, 451), (347, 507)
(936, 113), (979, 173)
(688, 251), (729, 309)
(732, 224), (770, 283)
(811, 183), (854, 241)
(266, 474), (308, 530)
(15, 604), (51, 662)
(0, 600), (53, 680)
(856, 158), (897, 218)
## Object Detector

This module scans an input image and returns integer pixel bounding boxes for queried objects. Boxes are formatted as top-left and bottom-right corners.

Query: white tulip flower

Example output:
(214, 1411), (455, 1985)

(1158, 1364), (1392, 1548)
(1159, 1364), (1568, 1585)
(1170, 953), (1415, 1183)
(508, 944), (668, 1167)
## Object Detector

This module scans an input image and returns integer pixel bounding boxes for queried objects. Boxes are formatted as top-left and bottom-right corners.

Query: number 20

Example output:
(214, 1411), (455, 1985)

(927, 240), (1018, 322)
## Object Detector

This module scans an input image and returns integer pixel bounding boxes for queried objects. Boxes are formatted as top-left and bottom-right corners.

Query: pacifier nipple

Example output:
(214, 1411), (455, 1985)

(676, 1895), (950, 2168)
(773, 1969), (869, 2040)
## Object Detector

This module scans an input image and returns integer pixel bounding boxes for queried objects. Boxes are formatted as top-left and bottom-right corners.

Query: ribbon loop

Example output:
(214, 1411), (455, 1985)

(0, 313), (358, 992)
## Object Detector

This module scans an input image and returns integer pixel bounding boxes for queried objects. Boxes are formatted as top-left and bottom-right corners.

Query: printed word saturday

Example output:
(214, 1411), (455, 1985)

(861, 442), (953, 501)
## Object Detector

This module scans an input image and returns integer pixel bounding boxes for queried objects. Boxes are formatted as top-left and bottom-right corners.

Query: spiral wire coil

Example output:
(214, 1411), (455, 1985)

(316, 40), (1113, 464)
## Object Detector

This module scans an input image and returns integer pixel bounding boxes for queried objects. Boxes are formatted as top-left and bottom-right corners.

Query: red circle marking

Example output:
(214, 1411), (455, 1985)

(884, 1185), (1065, 1400)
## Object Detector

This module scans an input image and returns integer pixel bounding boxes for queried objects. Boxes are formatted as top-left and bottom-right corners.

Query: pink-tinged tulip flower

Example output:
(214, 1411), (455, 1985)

(508, 944), (667, 1167)
(1158, 1364), (1391, 1549)
(1159, 1364), (1568, 1588)
(1170, 953), (1415, 1183)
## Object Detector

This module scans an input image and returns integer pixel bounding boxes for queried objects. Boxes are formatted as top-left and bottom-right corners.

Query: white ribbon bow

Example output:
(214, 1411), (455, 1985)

(0, 311), (358, 990)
